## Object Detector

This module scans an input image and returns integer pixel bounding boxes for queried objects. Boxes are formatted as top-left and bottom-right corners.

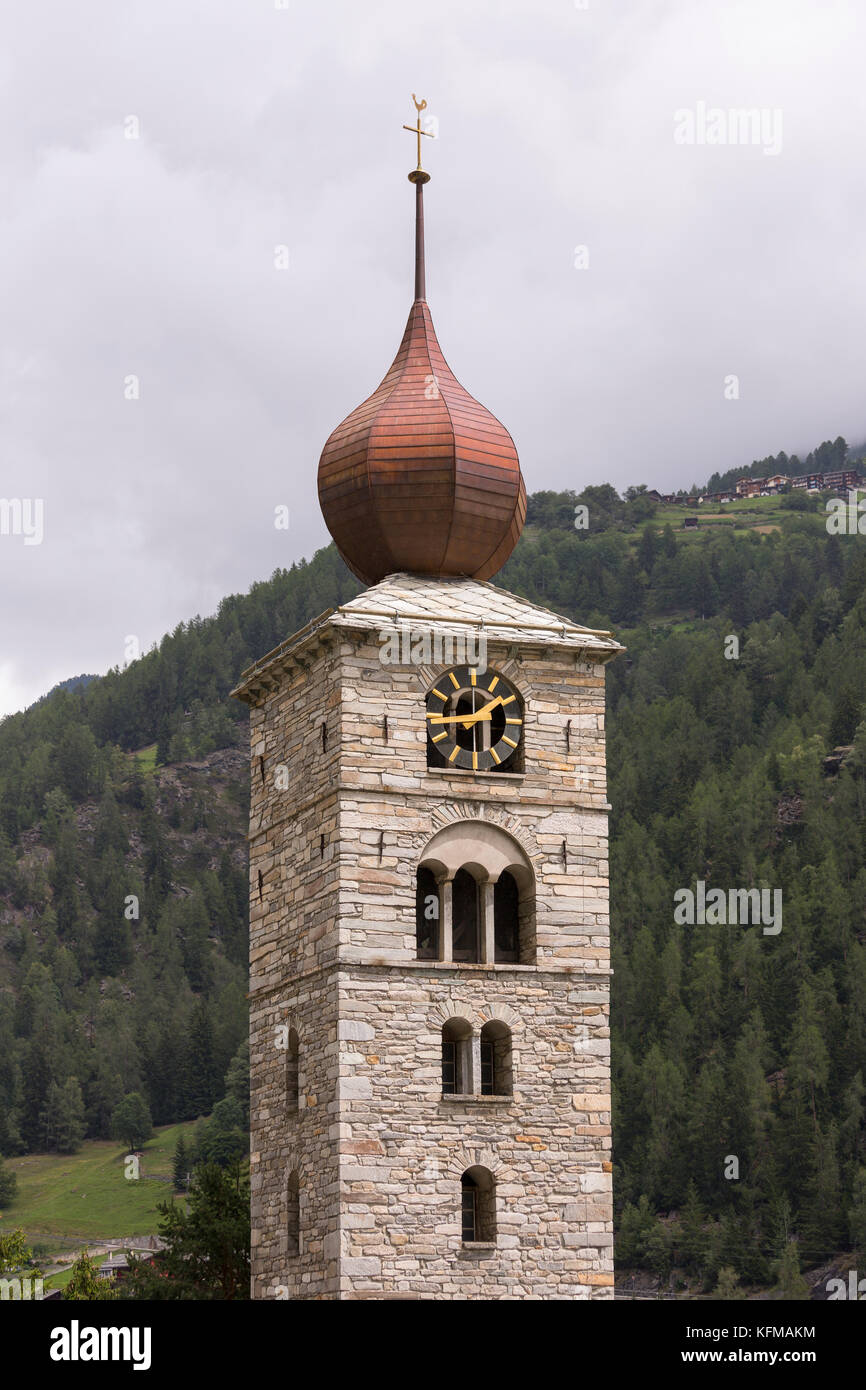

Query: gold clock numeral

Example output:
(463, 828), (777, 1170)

(448, 745), (460, 762)
(431, 687), (446, 700)
(502, 736), (518, 749)
(490, 747), (501, 765)
(432, 731), (448, 743)
(488, 676), (499, 692)
(448, 671), (460, 689)
(470, 669), (477, 685)
(505, 718), (522, 725)
(472, 750), (478, 770)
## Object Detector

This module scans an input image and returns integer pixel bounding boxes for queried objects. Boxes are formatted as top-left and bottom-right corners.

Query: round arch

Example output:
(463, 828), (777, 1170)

(418, 819), (534, 889)
(417, 820), (536, 964)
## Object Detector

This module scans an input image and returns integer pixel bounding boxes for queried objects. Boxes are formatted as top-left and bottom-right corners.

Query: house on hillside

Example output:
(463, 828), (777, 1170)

(97, 1252), (130, 1281)
(823, 469), (859, 493)
(736, 477), (766, 497)
(683, 516), (699, 529)
(97, 1236), (166, 1283)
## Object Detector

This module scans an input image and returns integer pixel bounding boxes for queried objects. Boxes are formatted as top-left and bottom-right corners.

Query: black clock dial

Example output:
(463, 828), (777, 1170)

(425, 665), (523, 772)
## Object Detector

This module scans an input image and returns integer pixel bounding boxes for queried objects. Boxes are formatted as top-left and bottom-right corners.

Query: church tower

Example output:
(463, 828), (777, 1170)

(233, 101), (622, 1300)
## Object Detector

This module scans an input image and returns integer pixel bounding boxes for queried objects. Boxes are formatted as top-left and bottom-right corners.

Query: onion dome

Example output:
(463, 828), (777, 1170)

(317, 108), (525, 587)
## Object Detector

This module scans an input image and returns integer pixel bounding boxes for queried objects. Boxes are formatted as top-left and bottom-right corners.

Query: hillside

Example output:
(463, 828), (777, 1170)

(7, 1120), (197, 1246)
(1, 460), (866, 1293)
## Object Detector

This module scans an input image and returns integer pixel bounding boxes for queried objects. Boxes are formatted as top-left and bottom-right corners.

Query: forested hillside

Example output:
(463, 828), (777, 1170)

(1, 450), (865, 1289)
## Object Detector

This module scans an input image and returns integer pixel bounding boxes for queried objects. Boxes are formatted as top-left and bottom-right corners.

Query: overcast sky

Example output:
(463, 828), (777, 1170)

(2, 0), (865, 717)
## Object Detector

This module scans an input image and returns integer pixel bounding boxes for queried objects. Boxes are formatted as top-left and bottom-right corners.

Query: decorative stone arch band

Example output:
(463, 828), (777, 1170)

(282, 1149), (303, 1186)
(445, 1147), (515, 1184)
(277, 1008), (301, 1041)
(429, 999), (521, 1032)
(428, 802), (540, 865)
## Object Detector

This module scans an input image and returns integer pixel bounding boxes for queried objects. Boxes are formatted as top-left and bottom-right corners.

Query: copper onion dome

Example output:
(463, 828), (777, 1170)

(317, 102), (525, 587)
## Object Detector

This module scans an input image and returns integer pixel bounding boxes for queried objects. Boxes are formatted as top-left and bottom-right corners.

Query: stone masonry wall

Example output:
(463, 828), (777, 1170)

(335, 965), (612, 1299)
(246, 615), (615, 1299)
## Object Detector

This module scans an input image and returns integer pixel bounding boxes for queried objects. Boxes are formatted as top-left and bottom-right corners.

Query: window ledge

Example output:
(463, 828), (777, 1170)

(459, 1242), (497, 1258)
(426, 767), (525, 780)
(415, 960), (536, 971)
(441, 1094), (513, 1104)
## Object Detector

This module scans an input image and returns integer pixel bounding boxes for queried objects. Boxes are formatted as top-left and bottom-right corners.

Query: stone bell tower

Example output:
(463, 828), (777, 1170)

(233, 102), (622, 1300)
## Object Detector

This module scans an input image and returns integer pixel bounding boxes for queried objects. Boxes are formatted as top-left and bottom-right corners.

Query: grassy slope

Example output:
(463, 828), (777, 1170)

(131, 743), (158, 774)
(2, 1119), (199, 1246)
(649, 494), (791, 533)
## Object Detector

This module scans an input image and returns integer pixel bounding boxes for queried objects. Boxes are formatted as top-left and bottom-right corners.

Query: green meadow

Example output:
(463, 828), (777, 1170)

(1, 1120), (198, 1248)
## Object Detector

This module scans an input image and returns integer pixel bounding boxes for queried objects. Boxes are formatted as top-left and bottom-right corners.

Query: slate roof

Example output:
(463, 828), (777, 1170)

(231, 573), (622, 704)
(331, 573), (621, 653)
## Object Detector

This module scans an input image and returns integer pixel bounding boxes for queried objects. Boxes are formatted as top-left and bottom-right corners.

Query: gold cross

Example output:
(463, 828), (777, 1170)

(403, 94), (434, 172)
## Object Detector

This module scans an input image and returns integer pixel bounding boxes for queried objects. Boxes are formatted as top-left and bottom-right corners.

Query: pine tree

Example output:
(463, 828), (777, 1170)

(801, 1123), (844, 1261)
(173, 1133), (188, 1191)
(186, 1001), (219, 1117)
(39, 1077), (86, 1153)
(677, 1181), (707, 1274)
(155, 721), (171, 767)
(93, 785), (129, 856)
(120, 1163), (250, 1300)
(771, 1240), (809, 1300)
(20, 1041), (52, 1151)
(0, 1155), (18, 1206)
(110, 1092), (153, 1151)
(848, 1168), (866, 1256)
(637, 525), (658, 574)
(224, 1039), (250, 1127)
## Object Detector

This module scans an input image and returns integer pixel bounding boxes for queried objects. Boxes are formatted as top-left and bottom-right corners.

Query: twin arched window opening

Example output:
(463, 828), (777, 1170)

(441, 1019), (513, 1098)
(416, 866), (524, 964)
(414, 820), (533, 964)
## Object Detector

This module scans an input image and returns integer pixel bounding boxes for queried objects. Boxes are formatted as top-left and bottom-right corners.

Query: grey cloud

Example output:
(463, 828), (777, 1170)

(1, 0), (864, 714)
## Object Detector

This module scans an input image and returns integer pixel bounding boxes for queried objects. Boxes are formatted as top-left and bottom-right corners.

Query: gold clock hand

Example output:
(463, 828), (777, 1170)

(427, 696), (503, 728)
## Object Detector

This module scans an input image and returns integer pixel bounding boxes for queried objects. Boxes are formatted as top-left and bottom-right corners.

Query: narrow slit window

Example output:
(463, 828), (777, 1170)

(286, 1028), (299, 1114)
(287, 1170), (300, 1256)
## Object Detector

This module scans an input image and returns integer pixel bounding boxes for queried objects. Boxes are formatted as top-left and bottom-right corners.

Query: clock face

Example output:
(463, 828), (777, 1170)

(426, 665), (523, 772)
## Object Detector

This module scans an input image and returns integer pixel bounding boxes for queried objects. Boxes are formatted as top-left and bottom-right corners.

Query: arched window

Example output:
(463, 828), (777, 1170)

(461, 1166), (496, 1243)
(493, 871), (520, 962)
(286, 1028), (299, 1115)
(417, 821), (535, 964)
(480, 1020), (513, 1096)
(442, 1018), (472, 1095)
(415, 866), (439, 959)
(286, 1170), (300, 1256)
(451, 868), (480, 963)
